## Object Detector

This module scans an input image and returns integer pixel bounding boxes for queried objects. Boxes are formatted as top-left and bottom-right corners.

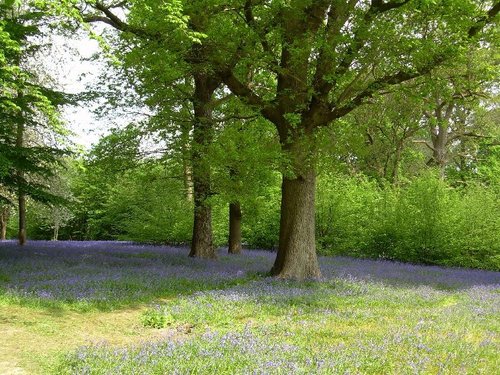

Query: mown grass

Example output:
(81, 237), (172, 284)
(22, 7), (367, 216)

(0, 241), (498, 374)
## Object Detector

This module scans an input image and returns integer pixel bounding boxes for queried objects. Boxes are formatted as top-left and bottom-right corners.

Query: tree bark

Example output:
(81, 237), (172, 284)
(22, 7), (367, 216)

(190, 201), (214, 258)
(0, 206), (8, 240)
(391, 141), (403, 185)
(271, 167), (321, 279)
(16, 118), (26, 246)
(431, 124), (448, 179)
(228, 201), (242, 254)
(183, 158), (194, 203)
(270, 132), (321, 279)
(188, 74), (218, 259)
(428, 103), (454, 179)
(181, 109), (194, 203)
(52, 224), (59, 241)
(18, 195), (26, 245)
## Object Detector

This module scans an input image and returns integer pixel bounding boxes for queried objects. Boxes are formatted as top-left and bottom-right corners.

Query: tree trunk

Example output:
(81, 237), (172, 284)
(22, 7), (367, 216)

(188, 74), (218, 259)
(190, 200), (214, 258)
(0, 206), (8, 240)
(431, 126), (448, 179)
(271, 164), (321, 279)
(181, 112), (194, 203)
(228, 201), (242, 254)
(189, 155), (215, 260)
(183, 158), (194, 203)
(429, 104), (453, 179)
(16, 118), (26, 246)
(18, 193), (26, 246)
(52, 224), (59, 241)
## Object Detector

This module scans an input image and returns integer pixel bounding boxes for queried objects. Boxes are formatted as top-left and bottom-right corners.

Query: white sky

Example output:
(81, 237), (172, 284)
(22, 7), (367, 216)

(42, 29), (125, 150)
(58, 35), (104, 149)
(37, 18), (152, 154)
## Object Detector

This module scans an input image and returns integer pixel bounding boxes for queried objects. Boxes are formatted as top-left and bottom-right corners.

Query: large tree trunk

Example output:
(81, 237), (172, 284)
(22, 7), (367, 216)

(271, 135), (321, 279)
(228, 201), (242, 254)
(271, 168), (321, 279)
(188, 74), (217, 259)
(190, 199), (214, 258)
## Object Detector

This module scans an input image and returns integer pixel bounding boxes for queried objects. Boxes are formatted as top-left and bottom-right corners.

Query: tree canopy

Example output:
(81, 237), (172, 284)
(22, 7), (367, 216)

(1, 0), (498, 274)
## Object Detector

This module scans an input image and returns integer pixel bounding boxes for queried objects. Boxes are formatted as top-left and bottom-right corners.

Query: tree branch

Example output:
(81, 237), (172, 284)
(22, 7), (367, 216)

(208, 94), (235, 109)
(450, 132), (492, 141)
(109, 1), (128, 8)
(82, 15), (117, 28)
(93, 2), (127, 29)
(469, 1), (500, 37)
(413, 140), (436, 152)
(326, 1), (499, 124)
(213, 114), (258, 123)
(221, 70), (287, 137)
(309, 0), (409, 123)
(221, 70), (265, 108)
(371, 0), (411, 13)
(331, 0), (410, 85)
(311, 1), (357, 101)
(243, 0), (271, 54)
(82, 2), (158, 39)
(329, 58), (445, 121)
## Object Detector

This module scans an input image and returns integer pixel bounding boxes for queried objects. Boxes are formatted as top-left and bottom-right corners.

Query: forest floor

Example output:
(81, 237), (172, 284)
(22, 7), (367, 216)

(0, 241), (498, 374)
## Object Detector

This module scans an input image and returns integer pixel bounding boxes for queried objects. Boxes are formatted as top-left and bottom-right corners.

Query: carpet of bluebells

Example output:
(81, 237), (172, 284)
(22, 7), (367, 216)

(0, 240), (264, 310)
(0, 241), (499, 374)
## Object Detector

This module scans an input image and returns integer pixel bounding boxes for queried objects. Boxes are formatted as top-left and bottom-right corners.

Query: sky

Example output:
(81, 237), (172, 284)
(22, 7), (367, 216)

(37, 31), (99, 148)
(58, 36), (104, 149)
(42, 29), (121, 150)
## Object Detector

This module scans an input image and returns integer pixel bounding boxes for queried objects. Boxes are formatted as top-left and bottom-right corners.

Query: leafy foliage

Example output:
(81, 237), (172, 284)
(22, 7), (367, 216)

(0, 1), (71, 209)
(317, 172), (500, 270)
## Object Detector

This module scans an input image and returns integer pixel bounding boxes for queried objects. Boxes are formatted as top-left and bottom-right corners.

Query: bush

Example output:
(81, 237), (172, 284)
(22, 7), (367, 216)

(317, 172), (500, 270)
(109, 165), (194, 244)
(67, 164), (499, 270)
(141, 308), (172, 328)
(241, 184), (281, 249)
(316, 172), (379, 256)
(29, 153), (497, 270)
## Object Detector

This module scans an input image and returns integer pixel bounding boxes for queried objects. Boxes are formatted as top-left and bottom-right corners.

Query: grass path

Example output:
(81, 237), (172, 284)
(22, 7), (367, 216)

(0, 303), (174, 374)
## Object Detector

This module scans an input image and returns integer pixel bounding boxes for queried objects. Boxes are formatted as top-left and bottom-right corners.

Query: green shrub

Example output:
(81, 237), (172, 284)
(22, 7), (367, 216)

(317, 171), (500, 270)
(316, 172), (379, 255)
(241, 185), (281, 249)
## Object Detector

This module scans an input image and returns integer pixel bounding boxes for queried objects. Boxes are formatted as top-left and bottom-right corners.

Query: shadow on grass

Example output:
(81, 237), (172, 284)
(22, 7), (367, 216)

(0, 241), (498, 314)
(0, 241), (270, 312)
